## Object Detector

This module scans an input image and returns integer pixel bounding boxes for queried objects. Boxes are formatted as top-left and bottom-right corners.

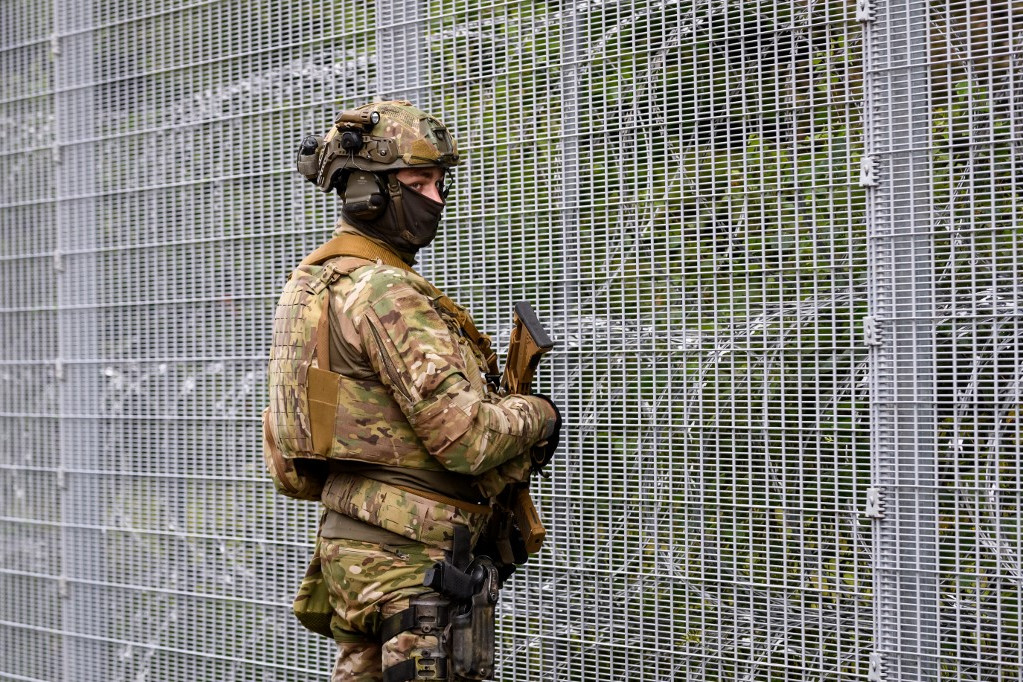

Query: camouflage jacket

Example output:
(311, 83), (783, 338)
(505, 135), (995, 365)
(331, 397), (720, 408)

(324, 252), (550, 497)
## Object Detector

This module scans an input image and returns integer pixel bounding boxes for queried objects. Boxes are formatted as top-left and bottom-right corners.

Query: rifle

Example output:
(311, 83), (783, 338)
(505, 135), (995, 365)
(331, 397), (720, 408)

(490, 302), (555, 565)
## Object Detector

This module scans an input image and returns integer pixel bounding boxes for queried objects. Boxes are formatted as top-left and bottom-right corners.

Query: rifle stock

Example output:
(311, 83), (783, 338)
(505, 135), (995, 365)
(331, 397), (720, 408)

(501, 302), (555, 395)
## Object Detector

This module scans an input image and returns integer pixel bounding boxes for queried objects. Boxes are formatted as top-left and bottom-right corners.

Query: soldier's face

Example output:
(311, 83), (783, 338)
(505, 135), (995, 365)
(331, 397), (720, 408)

(395, 167), (446, 204)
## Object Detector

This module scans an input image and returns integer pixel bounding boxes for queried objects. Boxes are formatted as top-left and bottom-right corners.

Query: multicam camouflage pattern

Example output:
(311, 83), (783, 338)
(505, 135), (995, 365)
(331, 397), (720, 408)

(320, 472), (491, 549)
(331, 641), (381, 682)
(266, 254), (547, 475)
(329, 261), (549, 477)
(266, 260), (341, 460)
(292, 536), (334, 638)
(330, 372), (447, 468)
(305, 100), (460, 194)
(473, 452), (534, 500)
(319, 538), (446, 681)
(359, 100), (459, 167)
(262, 406), (325, 500)
(265, 250), (546, 514)
(272, 237), (547, 679)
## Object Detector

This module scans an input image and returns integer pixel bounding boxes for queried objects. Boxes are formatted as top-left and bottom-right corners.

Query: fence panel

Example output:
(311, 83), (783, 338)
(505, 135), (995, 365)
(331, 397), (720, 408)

(1, 2), (63, 681)
(414, 1), (871, 679)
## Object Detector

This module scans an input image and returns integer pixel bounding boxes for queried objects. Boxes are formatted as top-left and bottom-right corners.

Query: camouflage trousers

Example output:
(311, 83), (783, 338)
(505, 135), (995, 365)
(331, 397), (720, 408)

(320, 537), (448, 682)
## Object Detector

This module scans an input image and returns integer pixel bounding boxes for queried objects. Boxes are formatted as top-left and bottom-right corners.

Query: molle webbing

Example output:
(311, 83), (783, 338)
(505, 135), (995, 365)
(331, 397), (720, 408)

(267, 261), (344, 460)
(320, 472), (491, 550)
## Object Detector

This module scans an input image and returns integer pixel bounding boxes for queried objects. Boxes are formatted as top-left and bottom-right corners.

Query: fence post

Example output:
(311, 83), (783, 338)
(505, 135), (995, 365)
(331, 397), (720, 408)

(51, 2), (72, 679)
(864, 0), (941, 678)
(53, 0), (102, 678)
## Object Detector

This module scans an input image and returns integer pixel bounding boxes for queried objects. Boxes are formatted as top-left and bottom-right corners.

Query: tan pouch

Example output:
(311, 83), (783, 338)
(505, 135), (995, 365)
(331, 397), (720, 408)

(262, 407), (325, 500)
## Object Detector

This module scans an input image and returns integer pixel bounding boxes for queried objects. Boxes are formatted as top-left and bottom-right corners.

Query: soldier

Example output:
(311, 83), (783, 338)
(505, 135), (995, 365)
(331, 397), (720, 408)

(265, 100), (561, 681)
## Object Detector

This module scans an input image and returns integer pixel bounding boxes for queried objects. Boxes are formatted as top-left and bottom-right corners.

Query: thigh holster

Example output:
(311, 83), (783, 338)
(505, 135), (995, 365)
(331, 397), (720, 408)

(380, 527), (501, 681)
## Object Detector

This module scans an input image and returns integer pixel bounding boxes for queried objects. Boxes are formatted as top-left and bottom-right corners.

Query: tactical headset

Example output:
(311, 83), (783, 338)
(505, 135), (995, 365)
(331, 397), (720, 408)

(336, 169), (389, 221)
(296, 106), (435, 221)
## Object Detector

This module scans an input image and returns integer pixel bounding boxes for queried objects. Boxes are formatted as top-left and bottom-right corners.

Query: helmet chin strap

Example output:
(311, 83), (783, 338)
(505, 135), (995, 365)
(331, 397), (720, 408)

(385, 174), (412, 243)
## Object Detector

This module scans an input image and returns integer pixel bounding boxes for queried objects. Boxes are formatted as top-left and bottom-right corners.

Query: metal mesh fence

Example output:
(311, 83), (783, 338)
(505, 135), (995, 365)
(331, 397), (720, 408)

(0, 1), (1019, 681)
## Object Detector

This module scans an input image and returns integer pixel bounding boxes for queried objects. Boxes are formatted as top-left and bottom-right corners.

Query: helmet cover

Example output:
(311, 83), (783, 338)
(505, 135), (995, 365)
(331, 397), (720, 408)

(296, 100), (459, 193)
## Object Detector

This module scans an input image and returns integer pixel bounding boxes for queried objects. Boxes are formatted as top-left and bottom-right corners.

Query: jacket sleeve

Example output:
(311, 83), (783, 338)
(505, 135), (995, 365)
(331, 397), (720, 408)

(351, 273), (551, 476)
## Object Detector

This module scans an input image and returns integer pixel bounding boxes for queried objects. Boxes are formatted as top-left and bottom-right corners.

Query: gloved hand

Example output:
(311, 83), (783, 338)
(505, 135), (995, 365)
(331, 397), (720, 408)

(530, 393), (562, 472)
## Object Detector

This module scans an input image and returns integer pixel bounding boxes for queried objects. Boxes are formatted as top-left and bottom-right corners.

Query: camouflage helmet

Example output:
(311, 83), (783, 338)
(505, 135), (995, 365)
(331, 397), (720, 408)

(296, 100), (459, 193)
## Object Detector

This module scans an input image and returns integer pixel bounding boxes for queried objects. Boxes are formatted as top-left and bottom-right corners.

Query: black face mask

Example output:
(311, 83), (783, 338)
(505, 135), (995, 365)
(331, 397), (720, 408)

(342, 172), (446, 262)
(395, 180), (445, 248)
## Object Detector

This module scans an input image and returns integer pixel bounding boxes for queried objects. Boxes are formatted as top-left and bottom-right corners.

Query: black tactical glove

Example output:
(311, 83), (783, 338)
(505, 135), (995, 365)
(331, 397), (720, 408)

(473, 533), (523, 586)
(530, 393), (562, 472)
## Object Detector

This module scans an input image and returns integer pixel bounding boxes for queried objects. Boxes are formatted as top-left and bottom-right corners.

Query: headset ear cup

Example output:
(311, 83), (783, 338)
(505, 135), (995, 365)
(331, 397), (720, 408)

(341, 170), (388, 221)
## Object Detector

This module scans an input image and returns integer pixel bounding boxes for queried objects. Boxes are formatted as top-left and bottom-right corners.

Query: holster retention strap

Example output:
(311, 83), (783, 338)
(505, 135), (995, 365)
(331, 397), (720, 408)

(381, 593), (451, 682)
(380, 595), (449, 643)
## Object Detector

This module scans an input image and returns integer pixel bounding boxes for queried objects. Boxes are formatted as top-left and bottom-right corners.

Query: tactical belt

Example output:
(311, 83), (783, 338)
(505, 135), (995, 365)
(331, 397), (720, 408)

(320, 472), (491, 550)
